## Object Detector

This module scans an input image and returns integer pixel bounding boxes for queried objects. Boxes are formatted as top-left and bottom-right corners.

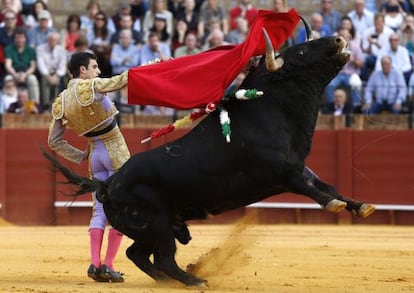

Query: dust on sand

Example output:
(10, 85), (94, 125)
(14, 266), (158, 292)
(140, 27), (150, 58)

(187, 215), (256, 278)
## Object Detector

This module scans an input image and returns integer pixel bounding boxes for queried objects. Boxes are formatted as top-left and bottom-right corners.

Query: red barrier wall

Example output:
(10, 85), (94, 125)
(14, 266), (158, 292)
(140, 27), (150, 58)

(1, 128), (414, 225)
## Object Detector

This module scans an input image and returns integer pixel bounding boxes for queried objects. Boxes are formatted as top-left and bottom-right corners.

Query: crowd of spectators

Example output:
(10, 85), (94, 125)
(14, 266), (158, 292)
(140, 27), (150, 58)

(1, 0), (414, 117)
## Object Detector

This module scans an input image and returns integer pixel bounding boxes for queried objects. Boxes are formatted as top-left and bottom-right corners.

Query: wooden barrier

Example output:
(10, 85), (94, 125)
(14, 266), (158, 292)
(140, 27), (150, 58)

(2, 113), (411, 130)
(2, 113), (53, 128)
(1, 114), (414, 225)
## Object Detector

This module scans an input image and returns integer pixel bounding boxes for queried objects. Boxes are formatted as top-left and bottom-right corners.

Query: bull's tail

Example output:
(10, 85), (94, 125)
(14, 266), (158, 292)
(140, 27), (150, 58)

(40, 147), (107, 200)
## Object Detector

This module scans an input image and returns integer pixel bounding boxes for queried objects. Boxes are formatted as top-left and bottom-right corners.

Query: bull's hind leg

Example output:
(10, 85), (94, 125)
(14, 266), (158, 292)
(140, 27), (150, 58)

(303, 167), (375, 217)
(287, 170), (347, 213)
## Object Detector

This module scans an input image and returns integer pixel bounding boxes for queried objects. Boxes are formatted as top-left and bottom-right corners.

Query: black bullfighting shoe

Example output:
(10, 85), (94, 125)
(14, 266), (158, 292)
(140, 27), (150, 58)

(99, 264), (125, 282)
(87, 264), (109, 282)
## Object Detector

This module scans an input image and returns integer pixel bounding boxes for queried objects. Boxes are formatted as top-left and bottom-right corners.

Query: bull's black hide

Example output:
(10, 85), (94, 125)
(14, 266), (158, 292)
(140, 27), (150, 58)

(42, 34), (375, 287)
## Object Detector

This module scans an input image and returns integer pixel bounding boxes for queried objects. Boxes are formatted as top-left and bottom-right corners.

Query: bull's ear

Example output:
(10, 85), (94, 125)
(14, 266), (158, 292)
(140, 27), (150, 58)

(262, 28), (284, 72)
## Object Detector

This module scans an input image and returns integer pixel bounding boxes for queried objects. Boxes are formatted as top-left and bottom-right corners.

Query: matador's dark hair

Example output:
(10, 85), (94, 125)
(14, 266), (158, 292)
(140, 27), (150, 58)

(68, 52), (97, 78)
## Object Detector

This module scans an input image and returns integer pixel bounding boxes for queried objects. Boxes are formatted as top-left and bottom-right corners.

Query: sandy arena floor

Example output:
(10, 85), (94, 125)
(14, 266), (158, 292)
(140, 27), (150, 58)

(0, 218), (413, 293)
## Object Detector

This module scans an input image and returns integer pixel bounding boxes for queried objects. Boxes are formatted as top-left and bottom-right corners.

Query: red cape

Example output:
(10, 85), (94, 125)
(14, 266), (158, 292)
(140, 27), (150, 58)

(128, 9), (300, 109)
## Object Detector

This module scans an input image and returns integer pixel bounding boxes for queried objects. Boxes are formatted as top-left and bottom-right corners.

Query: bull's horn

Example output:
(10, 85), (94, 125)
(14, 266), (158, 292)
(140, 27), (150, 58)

(299, 15), (313, 42)
(262, 28), (283, 72)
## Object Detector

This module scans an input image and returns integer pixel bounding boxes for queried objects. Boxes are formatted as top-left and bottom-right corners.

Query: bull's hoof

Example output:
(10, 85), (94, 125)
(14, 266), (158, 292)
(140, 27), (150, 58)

(325, 199), (347, 213)
(357, 203), (376, 218)
(174, 225), (192, 245)
(187, 279), (208, 288)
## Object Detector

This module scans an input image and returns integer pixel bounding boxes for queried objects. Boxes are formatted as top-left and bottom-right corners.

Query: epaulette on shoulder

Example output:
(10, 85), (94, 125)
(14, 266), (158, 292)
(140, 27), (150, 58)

(75, 79), (95, 106)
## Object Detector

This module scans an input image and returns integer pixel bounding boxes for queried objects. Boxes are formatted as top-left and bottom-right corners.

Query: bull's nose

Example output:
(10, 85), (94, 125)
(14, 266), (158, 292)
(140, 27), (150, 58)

(335, 36), (347, 47)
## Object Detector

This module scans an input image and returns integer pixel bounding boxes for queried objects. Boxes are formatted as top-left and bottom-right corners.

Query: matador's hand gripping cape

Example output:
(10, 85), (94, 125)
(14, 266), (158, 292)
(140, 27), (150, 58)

(127, 9), (300, 109)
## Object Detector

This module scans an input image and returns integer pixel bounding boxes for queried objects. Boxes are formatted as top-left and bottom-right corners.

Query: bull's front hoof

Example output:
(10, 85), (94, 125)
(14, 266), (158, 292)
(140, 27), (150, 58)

(325, 199), (347, 213)
(357, 203), (376, 218)
(187, 279), (208, 288)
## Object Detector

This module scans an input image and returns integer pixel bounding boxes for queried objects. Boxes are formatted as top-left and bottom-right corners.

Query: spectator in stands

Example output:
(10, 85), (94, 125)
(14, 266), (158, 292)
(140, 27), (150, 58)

(108, 1), (141, 35)
(317, 0), (343, 33)
(0, 41), (4, 81)
(325, 26), (364, 109)
(0, 75), (17, 113)
(202, 27), (229, 50)
(296, 12), (332, 44)
(0, 0), (23, 27)
(381, 0), (405, 31)
(110, 14), (143, 46)
(198, 17), (221, 47)
(272, 0), (293, 51)
(365, 0), (379, 12)
(110, 29), (139, 75)
(398, 13), (414, 56)
(80, 0), (101, 37)
(363, 55), (407, 114)
(348, 0), (375, 40)
(407, 67), (414, 109)
(67, 34), (92, 63)
(129, 0), (150, 23)
(225, 16), (248, 44)
(36, 31), (67, 109)
(337, 15), (360, 43)
(60, 14), (82, 55)
(7, 85), (42, 113)
(173, 31), (200, 57)
(167, 0), (184, 17)
(138, 30), (175, 116)
(24, 0), (52, 30)
(147, 13), (171, 46)
(27, 9), (57, 47)
(87, 11), (112, 77)
(322, 88), (354, 115)
(198, 0), (228, 39)
(399, 0), (414, 12)
(171, 18), (188, 52)
(272, 0), (288, 12)
(4, 27), (39, 103)
(0, 9), (18, 47)
(143, 0), (173, 38)
(138, 31), (171, 65)
(360, 13), (394, 80)
(6, 0), (21, 14)
(229, 0), (258, 30)
(21, 0), (37, 16)
(375, 32), (412, 83)
(175, 0), (199, 35)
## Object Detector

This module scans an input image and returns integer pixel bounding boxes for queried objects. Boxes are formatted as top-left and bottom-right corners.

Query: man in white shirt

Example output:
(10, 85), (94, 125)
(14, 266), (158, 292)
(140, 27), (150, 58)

(347, 0), (374, 38)
(363, 56), (407, 114)
(36, 31), (67, 108)
(0, 75), (17, 113)
(360, 13), (394, 80)
(110, 29), (140, 75)
(374, 33), (412, 84)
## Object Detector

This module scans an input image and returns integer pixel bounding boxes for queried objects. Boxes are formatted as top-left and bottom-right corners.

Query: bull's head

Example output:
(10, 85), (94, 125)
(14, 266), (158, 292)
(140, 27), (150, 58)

(263, 16), (350, 73)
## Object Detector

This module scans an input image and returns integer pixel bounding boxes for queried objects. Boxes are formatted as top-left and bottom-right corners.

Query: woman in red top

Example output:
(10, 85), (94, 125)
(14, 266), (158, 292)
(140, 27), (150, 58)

(61, 14), (82, 53)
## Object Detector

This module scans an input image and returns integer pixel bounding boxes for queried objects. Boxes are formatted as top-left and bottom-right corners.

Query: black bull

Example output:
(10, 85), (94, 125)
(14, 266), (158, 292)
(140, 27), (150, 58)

(42, 34), (376, 286)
